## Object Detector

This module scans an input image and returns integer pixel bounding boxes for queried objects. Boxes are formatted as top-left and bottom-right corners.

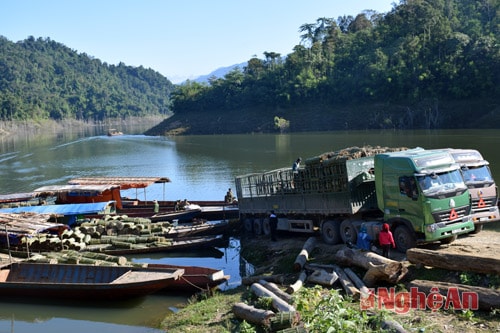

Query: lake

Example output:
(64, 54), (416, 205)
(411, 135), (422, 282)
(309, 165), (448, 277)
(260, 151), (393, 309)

(0, 127), (499, 332)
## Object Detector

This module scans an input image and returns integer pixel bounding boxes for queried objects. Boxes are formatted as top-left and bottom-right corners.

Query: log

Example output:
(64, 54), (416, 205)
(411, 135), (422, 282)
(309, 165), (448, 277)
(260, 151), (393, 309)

(334, 247), (408, 286)
(259, 280), (293, 303)
(306, 268), (338, 286)
(251, 283), (296, 312)
(242, 274), (285, 286)
(286, 270), (307, 294)
(344, 267), (370, 296)
(408, 279), (500, 311)
(232, 302), (275, 326)
(293, 237), (317, 271)
(363, 262), (408, 287)
(407, 248), (500, 275)
(331, 264), (360, 299)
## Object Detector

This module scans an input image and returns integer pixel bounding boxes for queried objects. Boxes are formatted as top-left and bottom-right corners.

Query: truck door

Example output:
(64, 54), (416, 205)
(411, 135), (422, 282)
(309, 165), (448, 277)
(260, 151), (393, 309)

(397, 176), (423, 224)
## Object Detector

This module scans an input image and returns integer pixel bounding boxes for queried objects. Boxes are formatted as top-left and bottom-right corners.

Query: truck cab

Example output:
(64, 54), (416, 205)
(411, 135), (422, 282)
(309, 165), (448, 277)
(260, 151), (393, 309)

(447, 149), (499, 233)
(375, 149), (475, 251)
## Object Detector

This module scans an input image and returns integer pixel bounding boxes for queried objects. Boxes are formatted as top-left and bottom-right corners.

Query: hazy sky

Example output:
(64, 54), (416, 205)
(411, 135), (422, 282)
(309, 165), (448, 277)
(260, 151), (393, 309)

(1, 0), (397, 83)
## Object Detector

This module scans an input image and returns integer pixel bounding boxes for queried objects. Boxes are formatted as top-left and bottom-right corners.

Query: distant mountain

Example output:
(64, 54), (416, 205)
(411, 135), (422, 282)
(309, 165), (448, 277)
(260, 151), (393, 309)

(193, 62), (247, 83)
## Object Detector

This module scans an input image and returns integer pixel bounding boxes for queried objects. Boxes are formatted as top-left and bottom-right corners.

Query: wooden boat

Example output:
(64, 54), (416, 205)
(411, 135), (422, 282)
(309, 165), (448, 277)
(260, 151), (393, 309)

(87, 234), (228, 255)
(0, 262), (183, 300)
(150, 207), (202, 223)
(141, 263), (229, 293)
(107, 129), (123, 136)
(160, 219), (229, 238)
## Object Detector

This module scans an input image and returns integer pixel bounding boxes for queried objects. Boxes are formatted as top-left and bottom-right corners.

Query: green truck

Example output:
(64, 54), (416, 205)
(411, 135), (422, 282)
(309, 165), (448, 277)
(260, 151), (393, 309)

(234, 146), (475, 252)
(446, 148), (499, 233)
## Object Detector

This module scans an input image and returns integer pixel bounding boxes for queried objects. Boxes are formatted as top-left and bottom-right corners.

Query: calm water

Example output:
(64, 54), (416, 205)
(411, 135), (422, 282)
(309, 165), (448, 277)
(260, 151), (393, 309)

(0, 127), (499, 332)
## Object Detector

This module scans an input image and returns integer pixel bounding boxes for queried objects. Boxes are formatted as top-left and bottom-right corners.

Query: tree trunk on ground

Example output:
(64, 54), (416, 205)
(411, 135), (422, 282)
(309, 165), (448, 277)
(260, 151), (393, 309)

(259, 280), (293, 303)
(406, 248), (500, 275)
(251, 283), (296, 312)
(286, 270), (308, 295)
(344, 267), (370, 295)
(242, 274), (285, 286)
(232, 302), (275, 326)
(306, 268), (339, 286)
(293, 237), (317, 271)
(408, 279), (500, 311)
(331, 264), (360, 299)
(334, 247), (408, 286)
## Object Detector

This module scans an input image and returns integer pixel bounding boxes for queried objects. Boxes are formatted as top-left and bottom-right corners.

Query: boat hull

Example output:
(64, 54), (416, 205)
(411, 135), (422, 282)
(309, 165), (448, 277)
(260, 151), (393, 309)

(0, 262), (183, 300)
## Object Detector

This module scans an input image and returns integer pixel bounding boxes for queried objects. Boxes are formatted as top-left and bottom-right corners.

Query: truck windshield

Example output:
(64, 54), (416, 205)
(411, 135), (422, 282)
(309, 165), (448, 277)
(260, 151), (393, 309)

(417, 169), (467, 196)
(461, 165), (494, 185)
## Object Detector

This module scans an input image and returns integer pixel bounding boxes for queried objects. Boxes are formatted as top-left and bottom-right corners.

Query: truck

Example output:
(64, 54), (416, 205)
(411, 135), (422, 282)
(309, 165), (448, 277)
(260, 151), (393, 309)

(234, 146), (475, 252)
(445, 149), (499, 233)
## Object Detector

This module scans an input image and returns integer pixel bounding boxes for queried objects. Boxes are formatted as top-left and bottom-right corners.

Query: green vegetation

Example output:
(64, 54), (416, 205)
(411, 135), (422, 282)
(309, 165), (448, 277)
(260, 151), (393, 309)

(0, 36), (173, 121)
(156, 0), (499, 134)
(1, 0), (498, 135)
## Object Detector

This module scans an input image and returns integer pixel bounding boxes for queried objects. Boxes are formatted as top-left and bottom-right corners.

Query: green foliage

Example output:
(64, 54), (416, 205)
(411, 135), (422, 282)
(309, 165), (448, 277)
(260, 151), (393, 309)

(293, 285), (377, 332)
(0, 36), (174, 121)
(170, 0), (499, 130)
(273, 116), (290, 132)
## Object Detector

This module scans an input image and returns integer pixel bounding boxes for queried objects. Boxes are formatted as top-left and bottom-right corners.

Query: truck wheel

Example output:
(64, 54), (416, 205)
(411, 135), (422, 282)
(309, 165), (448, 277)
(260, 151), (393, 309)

(340, 219), (357, 245)
(321, 220), (341, 245)
(262, 218), (271, 235)
(470, 224), (483, 234)
(440, 235), (457, 244)
(253, 219), (263, 235)
(394, 225), (416, 253)
(243, 218), (253, 233)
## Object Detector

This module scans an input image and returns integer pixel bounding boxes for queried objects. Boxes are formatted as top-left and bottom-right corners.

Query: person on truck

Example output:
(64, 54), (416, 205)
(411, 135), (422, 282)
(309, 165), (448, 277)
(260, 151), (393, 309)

(292, 158), (302, 174)
(378, 223), (395, 258)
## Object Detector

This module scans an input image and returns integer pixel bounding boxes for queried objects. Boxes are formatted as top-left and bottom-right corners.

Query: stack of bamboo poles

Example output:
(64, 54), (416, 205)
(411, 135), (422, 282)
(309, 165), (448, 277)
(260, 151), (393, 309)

(17, 215), (179, 253)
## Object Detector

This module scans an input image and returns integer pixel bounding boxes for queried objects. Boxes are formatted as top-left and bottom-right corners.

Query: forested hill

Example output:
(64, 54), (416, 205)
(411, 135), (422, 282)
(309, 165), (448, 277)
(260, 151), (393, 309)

(147, 0), (499, 135)
(0, 36), (174, 121)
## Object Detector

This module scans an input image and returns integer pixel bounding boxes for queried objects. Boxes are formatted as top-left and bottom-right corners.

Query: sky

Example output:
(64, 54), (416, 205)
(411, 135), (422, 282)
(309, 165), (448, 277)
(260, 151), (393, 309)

(1, 0), (397, 83)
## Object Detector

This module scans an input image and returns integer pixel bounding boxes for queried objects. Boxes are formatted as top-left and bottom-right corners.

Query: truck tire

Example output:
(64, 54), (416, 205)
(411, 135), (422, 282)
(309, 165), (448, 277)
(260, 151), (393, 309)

(262, 218), (271, 235)
(470, 224), (483, 234)
(394, 225), (416, 253)
(244, 218), (253, 233)
(440, 235), (457, 244)
(253, 219), (263, 235)
(321, 220), (341, 245)
(340, 219), (357, 245)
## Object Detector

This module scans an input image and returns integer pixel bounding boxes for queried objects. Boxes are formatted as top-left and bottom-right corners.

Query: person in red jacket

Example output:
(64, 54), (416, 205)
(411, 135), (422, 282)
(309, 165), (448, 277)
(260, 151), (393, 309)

(379, 223), (396, 258)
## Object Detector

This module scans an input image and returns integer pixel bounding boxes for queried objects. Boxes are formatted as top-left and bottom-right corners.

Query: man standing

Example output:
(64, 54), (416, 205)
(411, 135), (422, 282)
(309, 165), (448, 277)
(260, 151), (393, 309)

(269, 210), (278, 241)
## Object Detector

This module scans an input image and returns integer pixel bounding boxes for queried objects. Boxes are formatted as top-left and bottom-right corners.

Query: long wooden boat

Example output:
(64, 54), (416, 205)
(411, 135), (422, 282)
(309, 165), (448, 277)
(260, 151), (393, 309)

(150, 207), (202, 223)
(160, 220), (229, 238)
(0, 262), (183, 300)
(141, 263), (229, 293)
(87, 235), (228, 255)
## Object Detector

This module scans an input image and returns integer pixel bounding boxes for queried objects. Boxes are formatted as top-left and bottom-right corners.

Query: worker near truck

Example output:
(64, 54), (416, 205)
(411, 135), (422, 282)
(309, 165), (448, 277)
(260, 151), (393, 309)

(269, 210), (278, 241)
(379, 223), (396, 258)
(356, 223), (372, 251)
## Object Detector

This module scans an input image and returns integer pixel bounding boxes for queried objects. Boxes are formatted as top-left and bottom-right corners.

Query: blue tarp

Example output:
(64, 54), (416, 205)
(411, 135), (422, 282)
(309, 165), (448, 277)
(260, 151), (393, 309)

(0, 201), (115, 216)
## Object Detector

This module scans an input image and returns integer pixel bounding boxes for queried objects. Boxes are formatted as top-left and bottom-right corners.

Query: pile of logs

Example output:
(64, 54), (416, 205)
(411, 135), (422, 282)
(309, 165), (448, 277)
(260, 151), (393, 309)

(234, 237), (410, 332)
(16, 215), (180, 253)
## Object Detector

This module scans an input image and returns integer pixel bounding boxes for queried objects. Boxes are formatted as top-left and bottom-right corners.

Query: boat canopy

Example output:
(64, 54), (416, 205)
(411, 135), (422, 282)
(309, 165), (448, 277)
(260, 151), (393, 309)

(0, 192), (36, 204)
(67, 176), (172, 201)
(0, 212), (68, 235)
(32, 184), (123, 209)
(67, 177), (171, 189)
(33, 184), (121, 196)
(0, 201), (115, 216)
